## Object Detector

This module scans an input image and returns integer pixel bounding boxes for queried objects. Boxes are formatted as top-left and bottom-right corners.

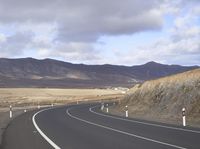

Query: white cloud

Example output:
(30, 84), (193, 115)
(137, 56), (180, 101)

(0, 33), (6, 42)
(36, 42), (101, 64)
(0, 0), (199, 66)
(0, 32), (34, 57)
(0, 0), (166, 63)
(0, 0), (163, 43)
(120, 1), (200, 65)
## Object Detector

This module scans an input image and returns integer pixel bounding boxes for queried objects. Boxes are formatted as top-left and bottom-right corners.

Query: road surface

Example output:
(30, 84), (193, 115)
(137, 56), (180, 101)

(1, 103), (200, 149)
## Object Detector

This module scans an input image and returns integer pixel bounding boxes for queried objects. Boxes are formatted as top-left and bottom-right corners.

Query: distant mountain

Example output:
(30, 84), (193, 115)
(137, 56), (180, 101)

(0, 58), (198, 88)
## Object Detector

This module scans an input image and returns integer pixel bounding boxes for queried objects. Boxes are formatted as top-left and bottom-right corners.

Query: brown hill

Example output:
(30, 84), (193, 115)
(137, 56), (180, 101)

(0, 58), (198, 88)
(113, 69), (200, 126)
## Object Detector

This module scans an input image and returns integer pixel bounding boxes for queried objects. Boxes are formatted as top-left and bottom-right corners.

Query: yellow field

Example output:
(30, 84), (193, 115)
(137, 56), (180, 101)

(0, 88), (123, 107)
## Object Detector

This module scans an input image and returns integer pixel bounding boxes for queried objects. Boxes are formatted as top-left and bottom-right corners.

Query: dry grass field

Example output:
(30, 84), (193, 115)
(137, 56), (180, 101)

(0, 88), (123, 107)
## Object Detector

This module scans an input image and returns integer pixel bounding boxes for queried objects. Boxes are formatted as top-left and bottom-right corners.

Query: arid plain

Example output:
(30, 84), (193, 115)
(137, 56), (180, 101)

(0, 88), (123, 108)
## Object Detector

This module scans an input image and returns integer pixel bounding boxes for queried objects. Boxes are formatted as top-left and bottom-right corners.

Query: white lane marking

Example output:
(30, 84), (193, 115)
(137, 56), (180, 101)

(32, 108), (61, 149)
(90, 106), (200, 134)
(66, 108), (187, 149)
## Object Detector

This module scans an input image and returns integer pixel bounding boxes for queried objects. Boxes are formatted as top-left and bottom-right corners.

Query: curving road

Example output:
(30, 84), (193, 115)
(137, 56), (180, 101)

(1, 103), (200, 149)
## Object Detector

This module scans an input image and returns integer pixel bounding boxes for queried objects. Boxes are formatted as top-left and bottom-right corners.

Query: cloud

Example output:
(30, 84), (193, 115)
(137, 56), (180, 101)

(0, 0), (163, 43)
(0, 34), (6, 42)
(57, 6), (163, 42)
(0, 0), (166, 63)
(37, 42), (101, 63)
(118, 0), (200, 66)
(0, 0), (199, 66)
(0, 32), (34, 57)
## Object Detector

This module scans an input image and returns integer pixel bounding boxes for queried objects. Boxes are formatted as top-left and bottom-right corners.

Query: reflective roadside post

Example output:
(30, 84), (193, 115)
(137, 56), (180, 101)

(101, 102), (104, 111)
(125, 105), (128, 117)
(182, 108), (186, 126)
(106, 104), (109, 113)
(37, 101), (40, 109)
(9, 105), (12, 118)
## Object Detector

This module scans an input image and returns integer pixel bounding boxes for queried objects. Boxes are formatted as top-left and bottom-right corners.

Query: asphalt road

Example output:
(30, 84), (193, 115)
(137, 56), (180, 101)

(1, 103), (200, 149)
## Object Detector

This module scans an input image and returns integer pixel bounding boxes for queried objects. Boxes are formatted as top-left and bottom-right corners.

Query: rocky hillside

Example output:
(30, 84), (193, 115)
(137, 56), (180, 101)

(0, 58), (198, 88)
(113, 69), (200, 126)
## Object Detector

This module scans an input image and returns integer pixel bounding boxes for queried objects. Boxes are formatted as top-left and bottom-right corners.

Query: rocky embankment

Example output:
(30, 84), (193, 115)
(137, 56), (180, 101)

(111, 69), (200, 127)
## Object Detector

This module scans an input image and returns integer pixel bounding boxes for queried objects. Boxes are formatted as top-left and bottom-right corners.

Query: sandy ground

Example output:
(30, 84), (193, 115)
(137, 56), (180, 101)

(0, 88), (123, 107)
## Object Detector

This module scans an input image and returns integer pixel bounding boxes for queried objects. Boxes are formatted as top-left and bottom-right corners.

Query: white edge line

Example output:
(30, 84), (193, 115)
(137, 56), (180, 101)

(66, 108), (187, 149)
(90, 105), (200, 134)
(32, 108), (61, 149)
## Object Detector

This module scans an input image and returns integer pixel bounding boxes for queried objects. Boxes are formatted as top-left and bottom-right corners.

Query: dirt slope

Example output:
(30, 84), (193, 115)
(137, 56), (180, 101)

(113, 69), (200, 126)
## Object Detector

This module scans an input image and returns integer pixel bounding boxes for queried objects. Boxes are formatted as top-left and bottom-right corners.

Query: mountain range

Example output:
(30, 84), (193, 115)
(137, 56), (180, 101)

(0, 58), (198, 88)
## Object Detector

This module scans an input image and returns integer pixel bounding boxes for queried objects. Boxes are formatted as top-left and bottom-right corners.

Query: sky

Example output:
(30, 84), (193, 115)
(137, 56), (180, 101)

(0, 0), (199, 66)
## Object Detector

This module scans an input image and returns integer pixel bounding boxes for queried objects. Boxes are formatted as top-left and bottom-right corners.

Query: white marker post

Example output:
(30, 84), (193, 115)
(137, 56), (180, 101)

(101, 103), (104, 111)
(125, 105), (128, 117)
(24, 109), (27, 113)
(106, 104), (109, 113)
(182, 108), (186, 126)
(51, 103), (54, 107)
(37, 105), (40, 109)
(9, 105), (12, 118)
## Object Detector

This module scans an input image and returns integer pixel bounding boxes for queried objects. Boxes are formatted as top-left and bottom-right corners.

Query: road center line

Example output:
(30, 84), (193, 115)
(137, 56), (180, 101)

(66, 107), (187, 149)
(90, 105), (200, 134)
(32, 108), (61, 149)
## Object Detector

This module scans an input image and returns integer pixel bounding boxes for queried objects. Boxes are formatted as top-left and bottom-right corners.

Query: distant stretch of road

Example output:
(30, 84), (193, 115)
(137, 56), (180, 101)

(2, 103), (200, 149)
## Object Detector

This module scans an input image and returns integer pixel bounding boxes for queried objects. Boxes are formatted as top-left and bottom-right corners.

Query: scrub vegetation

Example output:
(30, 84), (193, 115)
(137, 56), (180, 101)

(111, 69), (200, 127)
